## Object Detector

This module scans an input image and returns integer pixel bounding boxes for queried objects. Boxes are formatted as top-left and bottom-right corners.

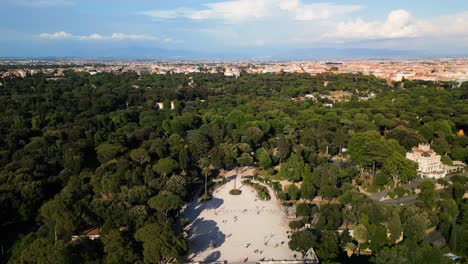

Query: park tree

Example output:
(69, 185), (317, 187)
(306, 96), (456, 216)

(451, 146), (468, 162)
(187, 130), (210, 162)
(277, 134), (291, 163)
(40, 198), (75, 241)
(409, 241), (449, 264)
(372, 247), (410, 264)
(286, 184), (300, 200)
(237, 153), (253, 166)
(381, 153), (417, 185)
(401, 206), (432, 242)
(96, 143), (126, 164)
(135, 223), (187, 263)
(433, 132), (450, 155)
(222, 143), (239, 167)
(167, 134), (184, 156)
(288, 231), (317, 258)
(178, 146), (190, 171)
(368, 224), (389, 252)
(418, 180), (438, 208)
(418, 120), (453, 142)
(226, 109), (247, 129)
(385, 125), (426, 151)
(17, 238), (68, 264)
(387, 211), (403, 244)
(255, 148), (272, 169)
(63, 146), (84, 173)
(102, 230), (138, 264)
(130, 148), (150, 165)
(300, 180), (316, 200)
(354, 224), (369, 247)
(316, 164), (340, 199)
(148, 191), (182, 218)
(348, 131), (386, 173)
(280, 153), (306, 182)
(316, 231), (339, 260)
(67, 238), (104, 264)
(164, 175), (187, 198)
(245, 126), (263, 146)
(296, 203), (312, 217)
(153, 158), (178, 177)
(452, 182), (465, 203)
(316, 205), (342, 230)
(289, 219), (305, 231)
(438, 198), (458, 238)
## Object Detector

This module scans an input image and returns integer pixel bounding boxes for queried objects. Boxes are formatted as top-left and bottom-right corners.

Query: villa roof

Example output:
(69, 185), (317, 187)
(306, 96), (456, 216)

(81, 228), (100, 236)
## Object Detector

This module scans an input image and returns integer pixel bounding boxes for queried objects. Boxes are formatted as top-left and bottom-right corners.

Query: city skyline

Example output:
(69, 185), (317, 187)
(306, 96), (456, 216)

(1, 0), (468, 58)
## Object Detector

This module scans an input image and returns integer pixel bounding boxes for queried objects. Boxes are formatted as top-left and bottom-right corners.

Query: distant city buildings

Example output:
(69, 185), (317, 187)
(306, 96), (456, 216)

(1, 58), (468, 83)
(224, 67), (241, 78)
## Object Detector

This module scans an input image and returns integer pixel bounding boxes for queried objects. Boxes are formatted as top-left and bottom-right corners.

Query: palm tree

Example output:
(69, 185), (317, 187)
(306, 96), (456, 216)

(202, 166), (212, 196)
(234, 167), (240, 190)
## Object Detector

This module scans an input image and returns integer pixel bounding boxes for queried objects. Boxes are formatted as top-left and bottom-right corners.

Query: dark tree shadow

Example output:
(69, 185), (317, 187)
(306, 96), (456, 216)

(226, 174), (237, 181)
(204, 250), (221, 262)
(185, 197), (224, 221)
(187, 218), (226, 258)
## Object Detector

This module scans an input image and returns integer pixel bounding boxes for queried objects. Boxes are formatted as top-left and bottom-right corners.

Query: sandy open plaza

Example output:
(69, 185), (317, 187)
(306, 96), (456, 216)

(183, 168), (298, 263)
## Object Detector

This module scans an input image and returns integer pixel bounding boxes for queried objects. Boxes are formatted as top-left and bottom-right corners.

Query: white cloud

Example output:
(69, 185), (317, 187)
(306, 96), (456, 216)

(110, 33), (159, 41)
(141, 0), (362, 22)
(294, 3), (362, 21)
(39, 31), (74, 39)
(324, 9), (468, 41)
(39, 32), (160, 41)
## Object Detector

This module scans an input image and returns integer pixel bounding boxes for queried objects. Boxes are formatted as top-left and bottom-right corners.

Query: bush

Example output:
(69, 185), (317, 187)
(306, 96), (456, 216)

(394, 186), (406, 198)
(271, 181), (282, 193)
(229, 189), (242, 195)
(242, 179), (271, 200)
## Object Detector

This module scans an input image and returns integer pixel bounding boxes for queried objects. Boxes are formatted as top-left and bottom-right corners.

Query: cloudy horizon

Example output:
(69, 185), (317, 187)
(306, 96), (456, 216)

(2, 0), (468, 58)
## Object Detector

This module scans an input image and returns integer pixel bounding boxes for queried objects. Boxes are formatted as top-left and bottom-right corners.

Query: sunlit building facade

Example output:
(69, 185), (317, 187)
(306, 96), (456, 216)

(406, 144), (447, 179)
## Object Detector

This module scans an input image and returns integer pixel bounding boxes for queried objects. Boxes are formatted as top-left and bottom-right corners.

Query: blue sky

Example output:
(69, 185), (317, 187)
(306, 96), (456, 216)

(1, 0), (468, 58)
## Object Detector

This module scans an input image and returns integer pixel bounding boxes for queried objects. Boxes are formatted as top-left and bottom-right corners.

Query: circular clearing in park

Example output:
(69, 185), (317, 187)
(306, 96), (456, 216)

(183, 168), (296, 263)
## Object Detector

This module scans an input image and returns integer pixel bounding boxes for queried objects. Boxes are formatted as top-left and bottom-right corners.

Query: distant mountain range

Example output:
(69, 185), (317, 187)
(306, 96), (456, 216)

(1, 41), (466, 60)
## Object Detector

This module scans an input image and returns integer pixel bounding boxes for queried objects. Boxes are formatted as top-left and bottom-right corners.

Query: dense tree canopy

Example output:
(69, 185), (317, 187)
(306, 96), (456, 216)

(0, 70), (466, 263)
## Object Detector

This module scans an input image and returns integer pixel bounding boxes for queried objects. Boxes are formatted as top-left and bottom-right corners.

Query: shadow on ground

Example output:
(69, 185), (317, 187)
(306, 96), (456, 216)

(187, 197), (224, 221)
(188, 218), (226, 259)
(204, 250), (221, 262)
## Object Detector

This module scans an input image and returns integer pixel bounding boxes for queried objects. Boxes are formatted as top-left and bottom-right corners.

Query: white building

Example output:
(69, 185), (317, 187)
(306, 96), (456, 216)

(406, 144), (446, 179)
(157, 101), (175, 110)
(224, 67), (241, 78)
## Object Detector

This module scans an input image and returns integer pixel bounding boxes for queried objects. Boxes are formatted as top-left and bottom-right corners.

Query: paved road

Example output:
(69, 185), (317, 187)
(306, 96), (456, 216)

(363, 179), (424, 202)
(378, 195), (418, 206)
(360, 174), (462, 205)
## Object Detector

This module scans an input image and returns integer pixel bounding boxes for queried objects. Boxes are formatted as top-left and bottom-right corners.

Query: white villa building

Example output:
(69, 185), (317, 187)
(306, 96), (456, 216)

(406, 144), (447, 179)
